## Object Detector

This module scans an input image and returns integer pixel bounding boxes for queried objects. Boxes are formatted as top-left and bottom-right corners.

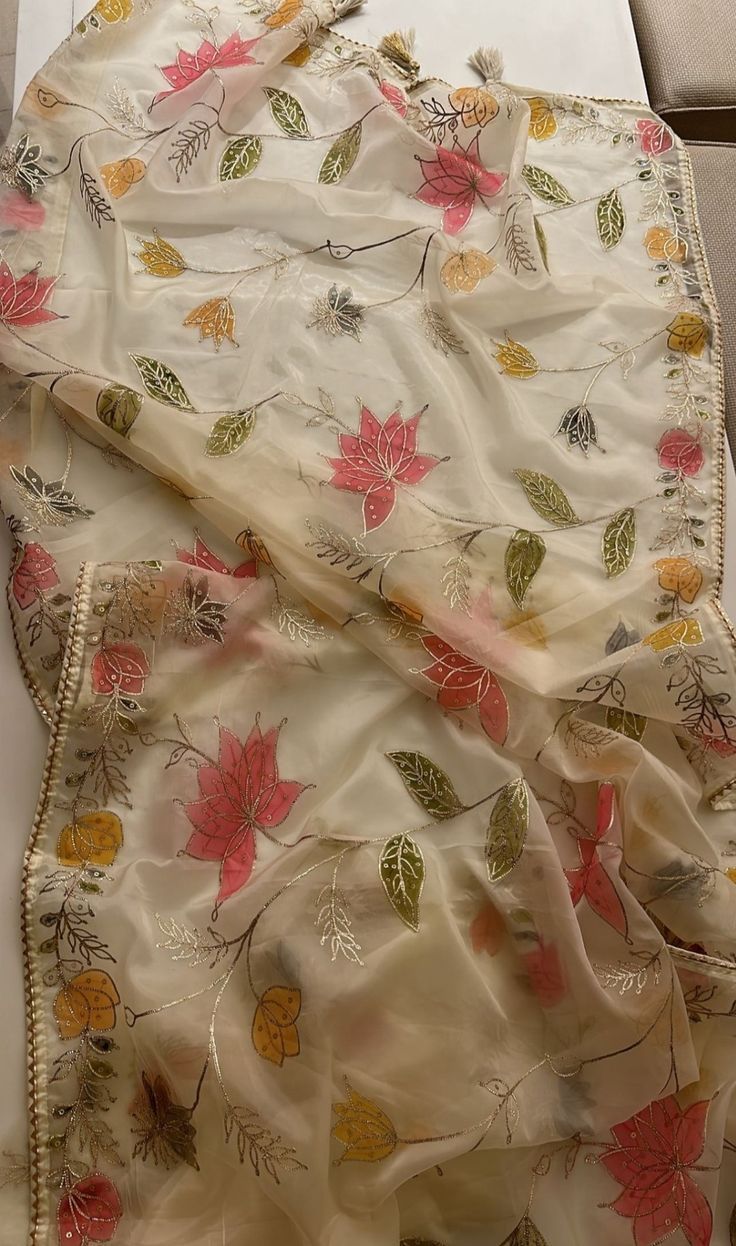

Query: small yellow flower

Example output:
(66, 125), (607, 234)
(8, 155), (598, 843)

(726, 868), (736, 884)
(643, 618), (704, 652)
(449, 87), (499, 128)
(183, 296), (237, 350)
(93, 0), (133, 22)
(666, 312), (709, 358)
(332, 1082), (398, 1164)
(527, 96), (557, 141)
(643, 226), (687, 264)
(654, 556), (703, 604)
(265, 0), (302, 26)
(136, 229), (186, 279)
(494, 335), (540, 379)
(283, 43), (312, 66)
(57, 811), (123, 867)
(100, 157), (146, 199)
(441, 249), (496, 294)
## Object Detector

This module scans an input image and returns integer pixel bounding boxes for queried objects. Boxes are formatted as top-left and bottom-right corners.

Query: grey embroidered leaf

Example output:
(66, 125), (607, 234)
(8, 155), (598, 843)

(79, 169), (114, 227)
(504, 529), (546, 608)
(305, 520), (370, 572)
(379, 833), (425, 931)
(555, 404), (599, 454)
(521, 164), (574, 205)
(596, 955), (661, 996)
(316, 869), (363, 966)
(96, 384), (142, 437)
(0, 133), (50, 195)
(504, 204), (536, 274)
(164, 574), (228, 645)
(421, 303), (469, 355)
(597, 187), (626, 250)
(565, 718), (615, 758)
(602, 507), (636, 577)
(264, 87), (311, 138)
(156, 914), (228, 969)
(130, 355), (194, 411)
(318, 121), (362, 184)
(606, 706), (647, 742)
(386, 751), (464, 821)
(308, 285), (364, 339)
(514, 469), (579, 526)
(224, 1103), (306, 1180)
(205, 409), (256, 457)
(105, 79), (149, 134)
(169, 119), (212, 182)
(501, 1215), (549, 1246)
(219, 135), (263, 181)
(605, 619), (640, 654)
(486, 779), (529, 883)
(272, 600), (326, 646)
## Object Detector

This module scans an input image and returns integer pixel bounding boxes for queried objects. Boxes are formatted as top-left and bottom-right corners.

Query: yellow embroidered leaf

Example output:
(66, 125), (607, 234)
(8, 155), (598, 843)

(99, 157), (146, 198)
(264, 0), (302, 26)
(527, 96), (557, 141)
(727, 868), (736, 884)
(58, 810), (123, 867)
(183, 297), (236, 350)
(666, 312), (709, 358)
(494, 335), (540, 378)
(283, 43), (312, 67)
(136, 231), (186, 278)
(93, 0), (132, 21)
(644, 226), (686, 264)
(251, 986), (301, 1066)
(644, 618), (704, 652)
(441, 249), (495, 294)
(53, 970), (120, 1039)
(332, 1082), (398, 1163)
(448, 86), (499, 128)
(654, 556), (703, 604)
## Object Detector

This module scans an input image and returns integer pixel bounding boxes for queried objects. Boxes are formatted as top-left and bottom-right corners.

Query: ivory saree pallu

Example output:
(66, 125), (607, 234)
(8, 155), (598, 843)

(2, 1), (736, 1243)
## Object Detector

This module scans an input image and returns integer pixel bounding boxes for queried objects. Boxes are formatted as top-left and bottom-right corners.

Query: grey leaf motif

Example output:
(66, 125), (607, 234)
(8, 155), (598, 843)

(421, 304), (469, 355)
(308, 285), (364, 340)
(597, 187), (626, 251)
(605, 619), (640, 654)
(555, 404), (599, 455)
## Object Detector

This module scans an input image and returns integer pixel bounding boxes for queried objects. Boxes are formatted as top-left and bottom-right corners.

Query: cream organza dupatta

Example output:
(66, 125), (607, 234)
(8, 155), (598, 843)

(1, 2), (736, 1244)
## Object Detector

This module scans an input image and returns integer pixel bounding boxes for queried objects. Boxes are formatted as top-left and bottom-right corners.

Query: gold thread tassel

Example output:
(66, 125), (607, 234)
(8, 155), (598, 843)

(377, 28), (420, 81)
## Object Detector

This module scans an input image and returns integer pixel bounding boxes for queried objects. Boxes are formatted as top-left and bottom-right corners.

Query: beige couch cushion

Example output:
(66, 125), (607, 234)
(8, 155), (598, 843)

(687, 142), (736, 461)
(630, 0), (736, 139)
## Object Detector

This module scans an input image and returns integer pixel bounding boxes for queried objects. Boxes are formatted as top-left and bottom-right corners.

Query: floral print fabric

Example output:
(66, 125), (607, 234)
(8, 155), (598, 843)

(1, 2), (736, 1245)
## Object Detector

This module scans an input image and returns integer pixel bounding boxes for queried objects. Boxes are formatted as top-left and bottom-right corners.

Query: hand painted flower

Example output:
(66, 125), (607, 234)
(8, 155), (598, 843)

(522, 938), (566, 1008)
(11, 542), (59, 609)
(176, 535), (256, 579)
(0, 259), (60, 326)
(601, 1096), (712, 1246)
(414, 134), (506, 234)
(379, 80), (408, 117)
(564, 781), (628, 937)
(636, 118), (674, 156)
(57, 1174), (122, 1246)
(327, 405), (442, 533)
(0, 188), (45, 231)
(657, 429), (704, 477)
(153, 31), (262, 105)
(91, 642), (150, 696)
(183, 720), (306, 905)
(420, 634), (509, 743)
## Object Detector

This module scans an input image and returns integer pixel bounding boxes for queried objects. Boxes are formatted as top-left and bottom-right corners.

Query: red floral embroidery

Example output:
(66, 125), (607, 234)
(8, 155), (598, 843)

(183, 719), (306, 906)
(469, 900), (505, 956)
(327, 404), (442, 533)
(657, 429), (704, 477)
(420, 634), (509, 743)
(601, 1096), (712, 1246)
(91, 642), (150, 696)
(521, 939), (566, 1008)
(57, 1173), (122, 1246)
(0, 188), (45, 231)
(695, 733), (736, 759)
(176, 534), (257, 578)
(636, 118), (674, 156)
(0, 259), (60, 326)
(414, 134), (506, 234)
(564, 781), (627, 938)
(153, 31), (262, 105)
(379, 80), (408, 117)
(11, 542), (59, 609)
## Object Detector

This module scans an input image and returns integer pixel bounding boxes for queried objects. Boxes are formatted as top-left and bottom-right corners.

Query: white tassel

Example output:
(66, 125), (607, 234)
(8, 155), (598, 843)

(468, 45), (505, 85)
(330, 0), (367, 19)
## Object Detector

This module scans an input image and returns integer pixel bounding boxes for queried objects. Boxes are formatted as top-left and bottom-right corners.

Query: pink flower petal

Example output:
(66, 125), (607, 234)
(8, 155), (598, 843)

(362, 480), (396, 531)
(257, 779), (307, 828)
(217, 829), (256, 903)
(478, 676), (509, 743)
(443, 197), (475, 234)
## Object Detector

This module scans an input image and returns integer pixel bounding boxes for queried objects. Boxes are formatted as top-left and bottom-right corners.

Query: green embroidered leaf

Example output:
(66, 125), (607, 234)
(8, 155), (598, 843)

(205, 409), (256, 457)
(606, 707), (647, 742)
(514, 469), (579, 527)
(264, 87), (311, 138)
(602, 507), (636, 577)
(318, 121), (362, 184)
(504, 529), (546, 609)
(96, 383), (142, 436)
(533, 215), (550, 272)
(597, 187), (625, 251)
(502, 1217), (549, 1246)
(386, 751), (464, 821)
(380, 834), (425, 931)
(486, 778), (529, 883)
(219, 135), (263, 181)
(521, 164), (574, 205)
(130, 355), (194, 411)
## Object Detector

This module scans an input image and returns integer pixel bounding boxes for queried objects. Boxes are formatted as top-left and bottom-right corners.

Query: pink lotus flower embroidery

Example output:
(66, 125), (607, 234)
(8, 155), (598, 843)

(379, 80), (408, 117)
(0, 259), (60, 326)
(601, 1096), (713, 1246)
(91, 642), (150, 696)
(176, 534), (256, 579)
(414, 134), (506, 234)
(657, 428), (704, 477)
(153, 31), (262, 106)
(11, 542), (59, 609)
(183, 719), (306, 906)
(57, 1174), (122, 1246)
(420, 634), (509, 743)
(327, 404), (442, 533)
(636, 118), (674, 156)
(564, 781), (628, 937)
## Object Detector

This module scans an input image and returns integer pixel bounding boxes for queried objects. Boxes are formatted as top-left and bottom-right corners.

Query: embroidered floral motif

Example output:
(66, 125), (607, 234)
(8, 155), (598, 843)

(91, 642), (150, 696)
(657, 429), (704, 477)
(176, 535), (257, 578)
(414, 135), (506, 234)
(11, 542), (59, 608)
(251, 986), (302, 1066)
(331, 1082), (398, 1163)
(564, 782), (628, 938)
(183, 297), (237, 350)
(57, 1174), (123, 1246)
(636, 117), (674, 156)
(0, 259), (60, 326)
(131, 1072), (199, 1170)
(153, 32), (263, 106)
(419, 635), (509, 744)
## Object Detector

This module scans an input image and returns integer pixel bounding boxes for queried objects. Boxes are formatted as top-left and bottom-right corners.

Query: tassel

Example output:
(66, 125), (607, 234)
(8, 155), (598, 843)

(377, 28), (420, 80)
(468, 45), (505, 85)
(329, 0), (367, 19)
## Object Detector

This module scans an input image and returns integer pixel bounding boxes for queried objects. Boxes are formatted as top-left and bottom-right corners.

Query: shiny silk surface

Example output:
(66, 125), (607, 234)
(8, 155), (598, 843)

(1, 2), (736, 1244)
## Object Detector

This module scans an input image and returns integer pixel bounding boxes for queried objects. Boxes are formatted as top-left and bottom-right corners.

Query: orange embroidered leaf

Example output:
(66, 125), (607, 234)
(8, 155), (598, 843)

(332, 1082), (397, 1163)
(283, 43), (312, 67)
(448, 87), (498, 128)
(53, 970), (120, 1039)
(644, 618), (704, 652)
(183, 296), (237, 350)
(644, 225), (686, 264)
(441, 249), (495, 294)
(666, 312), (709, 358)
(251, 986), (301, 1066)
(264, 0), (302, 25)
(470, 900), (505, 955)
(57, 810), (123, 867)
(527, 96), (557, 141)
(654, 556), (703, 604)
(99, 157), (146, 198)
(494, 335), (540, 378)
(136, 230), (186, 278)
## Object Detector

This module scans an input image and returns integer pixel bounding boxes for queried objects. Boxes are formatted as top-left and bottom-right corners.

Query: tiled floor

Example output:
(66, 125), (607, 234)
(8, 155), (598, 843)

(0, 0), (18, 141)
